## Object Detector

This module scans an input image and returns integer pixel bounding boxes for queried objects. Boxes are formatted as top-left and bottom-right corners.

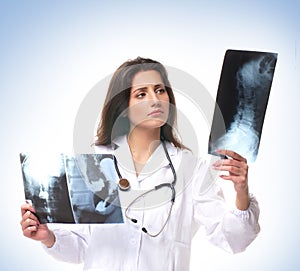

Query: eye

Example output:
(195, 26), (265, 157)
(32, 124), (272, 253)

(155, 88), (166, 94)
(135, 92), (146, 99)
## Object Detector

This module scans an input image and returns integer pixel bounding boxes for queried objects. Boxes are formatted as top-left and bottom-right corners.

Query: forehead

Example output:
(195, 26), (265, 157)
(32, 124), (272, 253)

(131, 70), (163, 87)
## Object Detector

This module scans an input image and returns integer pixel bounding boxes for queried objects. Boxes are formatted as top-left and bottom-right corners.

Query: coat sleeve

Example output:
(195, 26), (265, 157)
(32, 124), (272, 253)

(42, 224), (91, 264)
(192, 158), (260, 254)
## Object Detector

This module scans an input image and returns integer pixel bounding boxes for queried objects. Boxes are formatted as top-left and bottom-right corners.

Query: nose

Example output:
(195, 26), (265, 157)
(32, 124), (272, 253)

(149, 90), (161, 107)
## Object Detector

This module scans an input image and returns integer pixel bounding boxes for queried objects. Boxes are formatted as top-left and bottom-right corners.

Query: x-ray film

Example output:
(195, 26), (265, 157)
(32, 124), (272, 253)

(208, 49), (278, 162)
(20, 153), (124, 224)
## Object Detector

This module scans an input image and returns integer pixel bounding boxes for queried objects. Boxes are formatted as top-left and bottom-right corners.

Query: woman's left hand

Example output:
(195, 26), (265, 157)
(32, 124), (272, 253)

(212, 149), (250, 210)
(212, 149), (248, 192)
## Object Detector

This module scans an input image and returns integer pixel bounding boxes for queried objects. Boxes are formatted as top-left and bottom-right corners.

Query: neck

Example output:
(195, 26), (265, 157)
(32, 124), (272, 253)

(127, 127), (161, 173)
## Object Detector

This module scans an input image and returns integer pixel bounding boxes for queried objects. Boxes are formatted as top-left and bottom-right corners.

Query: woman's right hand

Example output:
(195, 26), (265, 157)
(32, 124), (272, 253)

(20, 203), (55, 248)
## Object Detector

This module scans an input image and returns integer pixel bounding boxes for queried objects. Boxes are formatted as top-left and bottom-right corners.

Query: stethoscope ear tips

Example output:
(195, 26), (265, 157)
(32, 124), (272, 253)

(118, 178), (130, 191)
(142, 227), (148, 233)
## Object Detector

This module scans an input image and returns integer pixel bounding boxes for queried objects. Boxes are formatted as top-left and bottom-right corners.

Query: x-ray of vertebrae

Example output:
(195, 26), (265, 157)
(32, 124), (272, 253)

(209, 50), (277, 162)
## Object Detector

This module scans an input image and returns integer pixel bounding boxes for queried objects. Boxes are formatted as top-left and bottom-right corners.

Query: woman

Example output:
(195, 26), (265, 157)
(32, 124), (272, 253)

(20, 57), (260, 270)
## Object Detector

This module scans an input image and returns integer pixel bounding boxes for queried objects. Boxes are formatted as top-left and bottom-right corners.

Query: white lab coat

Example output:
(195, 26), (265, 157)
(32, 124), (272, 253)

(44, 135), (260, 271)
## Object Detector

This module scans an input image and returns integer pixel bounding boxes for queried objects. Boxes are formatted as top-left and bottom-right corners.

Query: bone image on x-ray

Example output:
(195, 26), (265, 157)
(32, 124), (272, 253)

(209, 51), (277, 162)
(21, 153), (124, 224)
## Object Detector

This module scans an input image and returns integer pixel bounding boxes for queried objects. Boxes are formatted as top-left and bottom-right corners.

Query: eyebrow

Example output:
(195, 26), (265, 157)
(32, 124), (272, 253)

(132, 83), (165, 94)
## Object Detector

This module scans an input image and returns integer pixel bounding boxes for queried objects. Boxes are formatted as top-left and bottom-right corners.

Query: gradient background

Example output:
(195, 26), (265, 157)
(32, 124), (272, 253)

(1, 0), (299, 270)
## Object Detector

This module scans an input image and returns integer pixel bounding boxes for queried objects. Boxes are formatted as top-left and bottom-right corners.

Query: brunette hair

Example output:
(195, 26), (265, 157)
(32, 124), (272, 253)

(95, 57), (185, 149)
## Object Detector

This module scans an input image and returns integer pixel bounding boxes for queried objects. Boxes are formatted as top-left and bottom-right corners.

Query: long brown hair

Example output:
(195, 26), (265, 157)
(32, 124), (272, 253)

(95, 57), (185, 149)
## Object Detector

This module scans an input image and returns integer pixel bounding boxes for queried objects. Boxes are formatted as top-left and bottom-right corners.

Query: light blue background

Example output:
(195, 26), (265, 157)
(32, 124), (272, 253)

(1, 1), (299, 270)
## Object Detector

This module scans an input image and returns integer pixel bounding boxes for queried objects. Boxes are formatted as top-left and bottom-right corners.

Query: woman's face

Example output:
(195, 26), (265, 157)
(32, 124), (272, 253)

(127, 70), (170, 131)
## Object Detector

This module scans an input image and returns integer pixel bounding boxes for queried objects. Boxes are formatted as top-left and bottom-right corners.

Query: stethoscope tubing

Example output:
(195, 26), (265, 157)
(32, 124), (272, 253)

(113, 139), (177, 237)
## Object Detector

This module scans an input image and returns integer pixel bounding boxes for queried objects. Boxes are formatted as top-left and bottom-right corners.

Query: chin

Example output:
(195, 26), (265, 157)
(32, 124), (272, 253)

(134, 119), (167, 130)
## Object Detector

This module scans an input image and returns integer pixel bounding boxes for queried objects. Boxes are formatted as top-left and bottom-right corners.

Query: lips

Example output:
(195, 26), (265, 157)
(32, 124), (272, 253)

(148, 109), (164, 117)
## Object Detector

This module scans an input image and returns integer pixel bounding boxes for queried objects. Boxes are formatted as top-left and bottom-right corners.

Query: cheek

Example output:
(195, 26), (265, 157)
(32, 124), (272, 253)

(162, 100), (170, 116)
(164, 100), (170, 111)
(128, 103), (147, 123)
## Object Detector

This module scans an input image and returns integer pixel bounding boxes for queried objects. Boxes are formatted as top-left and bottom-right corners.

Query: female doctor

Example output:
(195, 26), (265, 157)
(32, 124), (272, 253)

(20, 57), (260, 270)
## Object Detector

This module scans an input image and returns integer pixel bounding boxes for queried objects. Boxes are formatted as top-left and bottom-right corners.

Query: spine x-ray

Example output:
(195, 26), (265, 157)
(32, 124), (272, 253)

(20, 153), (124, 224)
(208, 49), (278, 162)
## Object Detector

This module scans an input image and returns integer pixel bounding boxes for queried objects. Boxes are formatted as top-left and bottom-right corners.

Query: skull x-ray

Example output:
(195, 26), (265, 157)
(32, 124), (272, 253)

(20, 153), (124, 224)
(208, 49), (278, 163)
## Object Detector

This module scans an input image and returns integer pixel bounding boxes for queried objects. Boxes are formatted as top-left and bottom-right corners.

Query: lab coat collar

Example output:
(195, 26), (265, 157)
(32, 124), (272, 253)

(112, 135), (177, 181)
(112, 135), (177, 158)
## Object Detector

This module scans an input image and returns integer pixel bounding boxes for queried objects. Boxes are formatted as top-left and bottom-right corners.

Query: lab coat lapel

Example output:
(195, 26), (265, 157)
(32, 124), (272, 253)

(112, 136), (138, 187)
(112, 136), (177, 184)
(138, 141), (177, 182)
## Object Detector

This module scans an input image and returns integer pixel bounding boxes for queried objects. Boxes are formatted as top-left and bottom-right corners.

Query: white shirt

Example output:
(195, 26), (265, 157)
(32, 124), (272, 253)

(44, 136), (260, 271)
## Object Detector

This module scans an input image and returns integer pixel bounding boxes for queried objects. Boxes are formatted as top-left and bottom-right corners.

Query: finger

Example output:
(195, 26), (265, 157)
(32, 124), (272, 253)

(23, 225), (39, 238)
(219, 174), (248, 184)
(217, 149), (247, 163)
(20, 210), (39, 226)
(213, 158), (248, 171)
(21, 202), (41, 224)
(21, 216), (39, 231)
(20, 210), (31, 224)
(21, 203), (35, 216)
(215, 165), (245, 176)
(21, 212), (39, 226)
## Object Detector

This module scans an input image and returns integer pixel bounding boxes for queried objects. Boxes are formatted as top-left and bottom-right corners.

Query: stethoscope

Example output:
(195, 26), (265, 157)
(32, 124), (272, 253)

(113, 139), (177, 237)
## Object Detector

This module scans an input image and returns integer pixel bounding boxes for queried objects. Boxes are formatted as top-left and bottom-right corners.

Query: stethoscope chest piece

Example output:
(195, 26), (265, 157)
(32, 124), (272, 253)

(118, 178), (130, 191)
